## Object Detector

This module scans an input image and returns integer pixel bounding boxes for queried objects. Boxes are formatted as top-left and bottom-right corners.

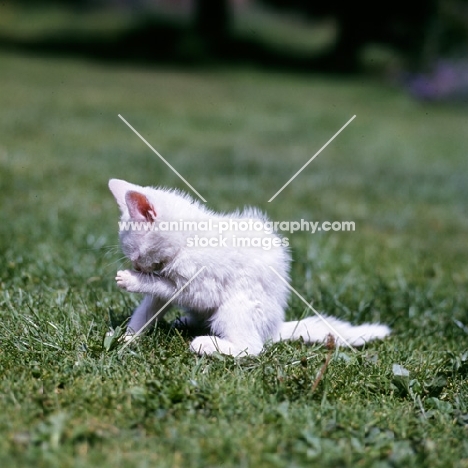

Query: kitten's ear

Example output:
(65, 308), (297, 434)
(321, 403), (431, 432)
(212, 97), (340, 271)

(125, 191), (157, 222)
(109, 179), (139, 213)
(108, 179), (156, 221)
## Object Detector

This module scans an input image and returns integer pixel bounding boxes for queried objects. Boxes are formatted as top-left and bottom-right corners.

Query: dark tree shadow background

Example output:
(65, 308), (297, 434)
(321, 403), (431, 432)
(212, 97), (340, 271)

(1, 0), (467, 98)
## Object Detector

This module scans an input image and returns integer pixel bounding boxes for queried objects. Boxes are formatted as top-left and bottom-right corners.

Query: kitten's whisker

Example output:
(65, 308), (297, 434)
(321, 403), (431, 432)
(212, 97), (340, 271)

(103, 256), (131, 270)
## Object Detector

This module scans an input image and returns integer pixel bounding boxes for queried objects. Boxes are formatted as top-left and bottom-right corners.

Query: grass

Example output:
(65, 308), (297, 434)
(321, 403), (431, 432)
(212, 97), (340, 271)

(1, 6), (468, 468)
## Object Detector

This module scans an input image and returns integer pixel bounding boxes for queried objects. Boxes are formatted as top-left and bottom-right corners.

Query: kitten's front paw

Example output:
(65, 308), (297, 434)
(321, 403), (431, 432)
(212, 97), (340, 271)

(106, 329), (136, 343)
(116, 270), (140, 292)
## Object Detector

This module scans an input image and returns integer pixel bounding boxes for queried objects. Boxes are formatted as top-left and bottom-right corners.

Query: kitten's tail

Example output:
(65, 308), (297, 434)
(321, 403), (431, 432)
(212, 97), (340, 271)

(273, 316), (390, 347)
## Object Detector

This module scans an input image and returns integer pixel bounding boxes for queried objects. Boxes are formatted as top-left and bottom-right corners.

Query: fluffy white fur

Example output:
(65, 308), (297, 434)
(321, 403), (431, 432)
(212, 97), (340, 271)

(108, 178), (390, 356)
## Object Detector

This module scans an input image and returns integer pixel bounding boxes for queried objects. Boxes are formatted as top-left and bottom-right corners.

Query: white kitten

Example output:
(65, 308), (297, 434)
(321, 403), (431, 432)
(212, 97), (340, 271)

(108, 178), (390, 356)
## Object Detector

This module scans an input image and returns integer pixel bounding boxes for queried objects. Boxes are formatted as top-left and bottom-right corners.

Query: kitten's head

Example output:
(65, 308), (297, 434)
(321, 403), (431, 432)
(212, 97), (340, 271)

(109, 179), (192, 273)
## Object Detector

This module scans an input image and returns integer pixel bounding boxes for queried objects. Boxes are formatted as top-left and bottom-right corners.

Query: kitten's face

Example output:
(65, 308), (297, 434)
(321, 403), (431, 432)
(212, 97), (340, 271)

(109, 179), (183, 273)
(119, 229), (163, 274)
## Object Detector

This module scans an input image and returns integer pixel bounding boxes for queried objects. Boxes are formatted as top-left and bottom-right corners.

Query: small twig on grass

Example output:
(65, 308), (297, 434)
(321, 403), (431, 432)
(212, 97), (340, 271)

(311, 334), (335, 393)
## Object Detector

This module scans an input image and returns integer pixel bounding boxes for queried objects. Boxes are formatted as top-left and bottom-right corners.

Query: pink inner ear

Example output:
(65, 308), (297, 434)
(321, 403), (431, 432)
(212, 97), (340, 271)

(126, 191), (157, 222)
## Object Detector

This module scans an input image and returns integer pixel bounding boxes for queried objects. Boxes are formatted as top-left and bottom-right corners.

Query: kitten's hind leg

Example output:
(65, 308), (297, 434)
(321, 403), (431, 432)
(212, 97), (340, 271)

(190, 336), (256, 357)
(190, 295), (269, 357)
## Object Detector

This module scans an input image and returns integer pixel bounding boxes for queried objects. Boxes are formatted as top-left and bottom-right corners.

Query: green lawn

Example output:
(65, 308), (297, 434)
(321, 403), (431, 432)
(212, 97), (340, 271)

(1, 8), (468, 467)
